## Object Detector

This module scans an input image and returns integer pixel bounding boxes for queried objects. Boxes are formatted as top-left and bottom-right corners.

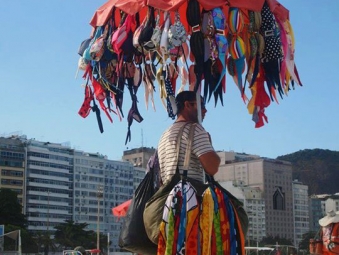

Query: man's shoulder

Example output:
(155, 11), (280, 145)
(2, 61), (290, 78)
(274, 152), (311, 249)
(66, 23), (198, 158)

(192, 123), (207, 134)
(158, 123), (180, 146)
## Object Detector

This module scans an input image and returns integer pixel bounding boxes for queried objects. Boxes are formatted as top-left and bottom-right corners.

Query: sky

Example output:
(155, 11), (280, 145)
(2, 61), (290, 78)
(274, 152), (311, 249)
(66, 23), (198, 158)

(1, 1), (338, 161)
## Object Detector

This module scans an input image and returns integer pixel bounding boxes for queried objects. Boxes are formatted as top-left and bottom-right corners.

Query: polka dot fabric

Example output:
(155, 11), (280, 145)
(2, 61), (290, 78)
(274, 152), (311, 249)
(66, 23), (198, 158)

(260, 2), (283, 62)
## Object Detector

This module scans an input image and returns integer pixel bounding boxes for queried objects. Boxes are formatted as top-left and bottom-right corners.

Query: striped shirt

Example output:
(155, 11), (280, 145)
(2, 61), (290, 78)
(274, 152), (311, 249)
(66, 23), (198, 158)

(158, 122), (215, 183)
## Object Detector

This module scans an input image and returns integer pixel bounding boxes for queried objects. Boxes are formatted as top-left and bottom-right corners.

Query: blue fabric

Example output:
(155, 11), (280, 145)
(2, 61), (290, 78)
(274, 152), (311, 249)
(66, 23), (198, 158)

(212, 8), (228, 93)
(163, 69), (176, 119)
(223, 192), (237, 255)
(177, 182), (187, 253)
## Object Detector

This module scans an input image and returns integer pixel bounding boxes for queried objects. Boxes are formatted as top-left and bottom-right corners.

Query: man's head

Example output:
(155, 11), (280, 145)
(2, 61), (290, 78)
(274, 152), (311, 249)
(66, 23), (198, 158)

(175, 91), (207, 122)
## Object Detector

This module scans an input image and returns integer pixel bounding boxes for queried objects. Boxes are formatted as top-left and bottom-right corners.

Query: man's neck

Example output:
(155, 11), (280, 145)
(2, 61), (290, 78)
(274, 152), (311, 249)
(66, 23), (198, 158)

(175, 116), (186, 122)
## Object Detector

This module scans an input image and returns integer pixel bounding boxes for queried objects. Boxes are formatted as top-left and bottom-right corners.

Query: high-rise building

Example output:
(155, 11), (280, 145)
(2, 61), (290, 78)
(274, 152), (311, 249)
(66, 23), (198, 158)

(73, 150), (143, 252)
(220, 180), (266, 242)
(292, 180), (309, 248)
(0, 136), (146, 253)
(214, 152), (294, 241)
(122, 147), (156, 168)
(0, 136), (25, 208)
(324, 194), (339, 212)
(309, 195), (323, 233)
(24, 139), (74, 233)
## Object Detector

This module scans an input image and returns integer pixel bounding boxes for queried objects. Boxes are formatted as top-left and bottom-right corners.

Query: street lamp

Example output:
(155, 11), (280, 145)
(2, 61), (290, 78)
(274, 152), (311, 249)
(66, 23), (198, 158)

(96, 186), (103, 251)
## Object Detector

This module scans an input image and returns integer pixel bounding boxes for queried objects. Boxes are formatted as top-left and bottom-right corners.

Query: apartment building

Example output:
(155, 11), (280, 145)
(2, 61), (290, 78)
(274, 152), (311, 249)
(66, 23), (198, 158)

(0, 136), (146, 253)
(122, 147), (156, 168)
(292, 180), (309, 248)
(324, 194), (339, 212)
(309, 195), (323, 232)
(24, 139), (74, 232)
(73, 150), (144, 252)
(220, 180), (266, 242)
(0, 137), (25, 207)
(214, 154), (294, 241)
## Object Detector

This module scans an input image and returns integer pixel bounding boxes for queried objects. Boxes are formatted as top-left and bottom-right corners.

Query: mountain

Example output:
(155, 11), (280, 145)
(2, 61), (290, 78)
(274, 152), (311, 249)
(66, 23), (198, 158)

(277, 149), (339, 195)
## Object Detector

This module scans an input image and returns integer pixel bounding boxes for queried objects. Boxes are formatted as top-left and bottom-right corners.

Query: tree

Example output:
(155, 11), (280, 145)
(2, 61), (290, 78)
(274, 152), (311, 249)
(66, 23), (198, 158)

(0, 188), (27, 227)
(54, 220), (109, 251)
(260, 235), (294, 246)
(2, 225), (37, 253)
(0, 189), (33, 253)
(54, 220), (93, 249)
(298, 231), (317, 253)
(32, 231), (58, 255)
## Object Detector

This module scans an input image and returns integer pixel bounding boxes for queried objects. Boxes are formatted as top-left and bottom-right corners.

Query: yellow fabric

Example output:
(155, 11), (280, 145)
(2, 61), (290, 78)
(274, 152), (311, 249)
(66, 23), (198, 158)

(200, 188), (214, 255)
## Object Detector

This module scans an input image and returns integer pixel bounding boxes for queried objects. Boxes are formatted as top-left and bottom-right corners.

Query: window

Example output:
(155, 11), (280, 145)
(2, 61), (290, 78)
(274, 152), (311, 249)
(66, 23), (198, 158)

(273, 187), (285, 210)
(1, 179), (23, 186)
(1, 169), (23, 177)
(0, 160), (23, 167)
(0, 151), (24, 159)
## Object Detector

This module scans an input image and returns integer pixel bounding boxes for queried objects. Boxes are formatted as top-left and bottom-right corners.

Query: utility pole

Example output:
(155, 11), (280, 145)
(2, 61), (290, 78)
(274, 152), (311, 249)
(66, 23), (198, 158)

(107, 232), (110, 255)
(96, 186), (103, 251)
(47, 190), (50, 232)
(18, 230), (22, 255)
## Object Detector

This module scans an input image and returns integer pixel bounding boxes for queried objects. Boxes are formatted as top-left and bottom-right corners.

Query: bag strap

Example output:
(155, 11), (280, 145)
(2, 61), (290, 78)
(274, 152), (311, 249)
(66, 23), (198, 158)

(182, 123), (196, 179)
(175, 122), (189, 164)
(172, 122), (196, 178)
(183, 123), (195, 170)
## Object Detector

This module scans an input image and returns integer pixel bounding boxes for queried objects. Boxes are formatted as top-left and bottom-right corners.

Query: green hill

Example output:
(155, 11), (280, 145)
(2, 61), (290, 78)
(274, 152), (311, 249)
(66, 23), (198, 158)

(277, 149), (339, 195)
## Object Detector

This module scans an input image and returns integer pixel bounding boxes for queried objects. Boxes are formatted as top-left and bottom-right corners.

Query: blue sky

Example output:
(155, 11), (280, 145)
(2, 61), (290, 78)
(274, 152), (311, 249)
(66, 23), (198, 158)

(1, 1), (338, 161)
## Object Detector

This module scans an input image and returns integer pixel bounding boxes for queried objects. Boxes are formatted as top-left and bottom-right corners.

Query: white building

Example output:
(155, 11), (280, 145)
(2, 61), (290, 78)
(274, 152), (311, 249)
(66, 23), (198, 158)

(292, 180), (309, 248)
(73, 150), (145, 252)
(219, 180), (266, 242)
(24, 139), (74, 232)
(0, 136), (147, 253)
(324, 194), (339, 213)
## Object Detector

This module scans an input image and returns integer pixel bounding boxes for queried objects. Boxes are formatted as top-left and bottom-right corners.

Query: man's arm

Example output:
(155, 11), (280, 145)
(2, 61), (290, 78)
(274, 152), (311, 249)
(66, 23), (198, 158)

(199, 151), (220, 176)
(192, 126), (220, 176)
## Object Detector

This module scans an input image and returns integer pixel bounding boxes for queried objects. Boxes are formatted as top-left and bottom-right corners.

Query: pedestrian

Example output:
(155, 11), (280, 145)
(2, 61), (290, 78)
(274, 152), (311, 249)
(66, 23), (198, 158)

(157, 90), (220, 184)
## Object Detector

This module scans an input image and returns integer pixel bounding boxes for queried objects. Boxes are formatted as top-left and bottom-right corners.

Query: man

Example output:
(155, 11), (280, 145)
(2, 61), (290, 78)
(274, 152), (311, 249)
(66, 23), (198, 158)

(158, 90), (220, 184)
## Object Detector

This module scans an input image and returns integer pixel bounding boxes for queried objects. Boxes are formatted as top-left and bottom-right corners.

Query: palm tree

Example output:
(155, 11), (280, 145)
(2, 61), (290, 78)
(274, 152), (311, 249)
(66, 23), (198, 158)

(33, 232), (43, 254)
(54, 220), (94, 250)
(54, 220), (109, 252)
(298, 231), (317, 254)
(33, 231), (57, 255)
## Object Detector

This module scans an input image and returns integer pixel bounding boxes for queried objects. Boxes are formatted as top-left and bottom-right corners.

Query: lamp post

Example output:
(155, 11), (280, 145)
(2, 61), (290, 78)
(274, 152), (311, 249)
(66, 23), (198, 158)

(96, 186), (103, 251)
(47, 191), (50, 232)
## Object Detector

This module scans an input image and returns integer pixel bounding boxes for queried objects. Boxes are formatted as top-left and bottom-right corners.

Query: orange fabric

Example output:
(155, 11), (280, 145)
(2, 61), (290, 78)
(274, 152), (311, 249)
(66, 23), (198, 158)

(90, 0), (146, 31)
(231, 202), (246, 255)
(267, 0), (290, 21)
(90, 0), (118, 27)
(115, 0), (146, 15)
(198, 0), (227, 11)
(89, 0), (278, 36)
(186, 214), (199, 255)
(228, 0), (265, 12)
(322, 223), (339, 254)
(147, 0), (186, 12)
(112, 199), (132, 217)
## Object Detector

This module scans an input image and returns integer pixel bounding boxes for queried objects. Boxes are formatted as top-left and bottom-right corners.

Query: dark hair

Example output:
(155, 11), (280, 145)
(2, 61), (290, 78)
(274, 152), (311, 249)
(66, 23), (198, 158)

(175, 91), (197, 114)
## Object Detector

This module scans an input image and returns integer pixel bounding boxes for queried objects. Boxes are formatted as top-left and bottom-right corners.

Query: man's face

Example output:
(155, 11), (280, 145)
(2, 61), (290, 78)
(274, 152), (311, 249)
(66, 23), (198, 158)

(186, 99), (207, 123)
